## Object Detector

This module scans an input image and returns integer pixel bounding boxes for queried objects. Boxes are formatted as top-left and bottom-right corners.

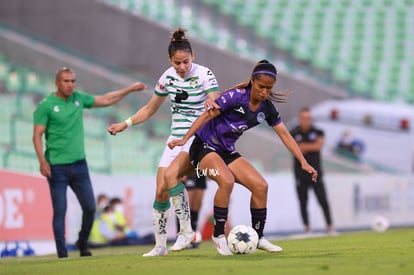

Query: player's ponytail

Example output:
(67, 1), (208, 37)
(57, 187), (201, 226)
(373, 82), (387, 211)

(168, 27), (192, 58)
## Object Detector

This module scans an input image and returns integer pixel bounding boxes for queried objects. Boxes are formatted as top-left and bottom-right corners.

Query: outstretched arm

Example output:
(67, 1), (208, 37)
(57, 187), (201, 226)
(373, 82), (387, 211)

(273, 122), (318, 182)
(168, 108), (221, 148)
(107, 94), (167, 135)
(93, 82), (148, 107)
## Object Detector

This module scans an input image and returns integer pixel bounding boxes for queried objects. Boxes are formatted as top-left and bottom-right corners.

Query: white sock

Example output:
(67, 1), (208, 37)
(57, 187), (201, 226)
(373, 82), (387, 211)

(171, 189), (192, 233)
(152, 208), (169, 247)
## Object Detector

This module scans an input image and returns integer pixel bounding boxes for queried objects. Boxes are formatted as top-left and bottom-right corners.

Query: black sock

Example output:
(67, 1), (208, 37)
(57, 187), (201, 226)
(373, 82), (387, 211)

(190, 210), (199, 231)
(176, 216), (180, 233)
(251, 208), (267, 238)
(213, 206), (228, 237)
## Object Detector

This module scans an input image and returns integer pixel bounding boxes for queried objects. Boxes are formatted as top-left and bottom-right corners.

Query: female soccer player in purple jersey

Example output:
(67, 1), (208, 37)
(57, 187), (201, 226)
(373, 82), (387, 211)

(167, 60), (318, 255)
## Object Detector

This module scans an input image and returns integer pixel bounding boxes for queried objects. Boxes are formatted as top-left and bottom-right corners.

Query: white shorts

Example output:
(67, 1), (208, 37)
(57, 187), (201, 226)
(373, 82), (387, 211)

(158, 136), (195, 168)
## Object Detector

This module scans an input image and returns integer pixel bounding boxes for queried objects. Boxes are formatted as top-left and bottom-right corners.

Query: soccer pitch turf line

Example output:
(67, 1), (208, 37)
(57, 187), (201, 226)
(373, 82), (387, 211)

(0, 228), (413, 275)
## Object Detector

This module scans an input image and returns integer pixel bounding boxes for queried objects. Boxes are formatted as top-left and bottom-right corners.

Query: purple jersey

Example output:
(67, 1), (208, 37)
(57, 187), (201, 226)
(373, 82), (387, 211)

(196, 86), (282, 152)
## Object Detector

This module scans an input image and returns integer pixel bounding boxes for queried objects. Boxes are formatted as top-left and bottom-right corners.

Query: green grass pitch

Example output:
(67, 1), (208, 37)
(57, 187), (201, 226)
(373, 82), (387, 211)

(1, 228), (413, 275)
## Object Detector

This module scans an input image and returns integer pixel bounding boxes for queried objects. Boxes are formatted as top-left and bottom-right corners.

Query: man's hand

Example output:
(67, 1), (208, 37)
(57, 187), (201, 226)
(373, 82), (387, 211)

(107, 122), (128, 136)
(301, 162), (318, 182)
(40, 159), (51, 178)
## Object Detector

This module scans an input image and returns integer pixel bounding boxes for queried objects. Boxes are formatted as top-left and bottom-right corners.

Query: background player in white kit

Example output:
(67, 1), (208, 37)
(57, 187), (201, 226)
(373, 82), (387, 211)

(107, 28), (220, 256)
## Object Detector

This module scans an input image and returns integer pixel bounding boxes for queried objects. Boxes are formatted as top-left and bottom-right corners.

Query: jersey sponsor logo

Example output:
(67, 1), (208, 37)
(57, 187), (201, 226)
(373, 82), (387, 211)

(174, 89), (189, 103)
(229, 91), (234, 98)
(208, 78), (218, 86)
(157, 82), (164, 91)
(221, 96), (227, 104)
(172, 107), (196, 115)
(230, 123), (248, 134)
(257, 112), (265, 123)
(53, 106), (60, 112)
(74, 100), (80, 107)
(234, 106), (245, 114)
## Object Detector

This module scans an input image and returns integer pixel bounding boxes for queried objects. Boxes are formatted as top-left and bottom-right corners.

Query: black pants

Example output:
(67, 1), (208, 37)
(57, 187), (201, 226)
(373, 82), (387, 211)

(295, 177), (332, 226)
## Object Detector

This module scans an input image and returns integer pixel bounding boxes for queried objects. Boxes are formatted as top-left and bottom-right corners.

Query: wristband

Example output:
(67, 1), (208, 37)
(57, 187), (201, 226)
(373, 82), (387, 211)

(125, 117), (133, 128)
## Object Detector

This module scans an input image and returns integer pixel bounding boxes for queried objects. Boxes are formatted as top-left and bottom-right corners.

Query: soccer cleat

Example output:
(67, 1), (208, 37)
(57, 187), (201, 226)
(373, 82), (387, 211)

(258, 237), (283, 253)
(187, 230), (203, 249)
(193, 231), (203, 244)
(170, 230), (194, 252)
(142, 245), (168, 257)
(212, 235), (233, 256)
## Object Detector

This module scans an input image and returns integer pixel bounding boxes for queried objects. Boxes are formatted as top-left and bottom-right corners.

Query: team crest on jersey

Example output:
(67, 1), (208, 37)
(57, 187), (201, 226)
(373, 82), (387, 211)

(236, 88), (246, 94)
(74, 100), (80, 106)
(257, 112), (265, 123)
(309, 132), (317, 140)
(53, 105), (60, 112)
(189, 78), (198, 88)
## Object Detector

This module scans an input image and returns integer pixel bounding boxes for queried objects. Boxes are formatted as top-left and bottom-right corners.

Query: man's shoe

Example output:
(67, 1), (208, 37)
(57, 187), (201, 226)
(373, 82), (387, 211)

(76, 240), (92, 257)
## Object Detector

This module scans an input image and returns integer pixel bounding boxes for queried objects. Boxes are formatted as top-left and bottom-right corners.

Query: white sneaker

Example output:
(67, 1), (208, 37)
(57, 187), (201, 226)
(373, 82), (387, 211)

(258, 237), (283, 253)
(170, 230), (194, 252)
(212, 235), (233, 256)
(142, 245), (168, 257)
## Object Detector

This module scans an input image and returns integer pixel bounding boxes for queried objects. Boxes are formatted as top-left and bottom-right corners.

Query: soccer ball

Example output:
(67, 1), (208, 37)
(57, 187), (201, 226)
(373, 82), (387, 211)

(227, 225), (259, 254)
(371, 215), (390, 233)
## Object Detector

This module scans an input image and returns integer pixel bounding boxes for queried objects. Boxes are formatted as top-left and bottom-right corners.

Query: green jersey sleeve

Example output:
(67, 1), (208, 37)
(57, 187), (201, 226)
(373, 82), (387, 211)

(76, 91), (95, 108)
(33, 99), (50, 126)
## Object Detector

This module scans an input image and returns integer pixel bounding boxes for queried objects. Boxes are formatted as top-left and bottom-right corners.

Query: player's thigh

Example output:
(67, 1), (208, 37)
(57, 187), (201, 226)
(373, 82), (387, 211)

(199, 152), (234, 190)
(164, 151), (194, 185)
(228, 157), (268, 194)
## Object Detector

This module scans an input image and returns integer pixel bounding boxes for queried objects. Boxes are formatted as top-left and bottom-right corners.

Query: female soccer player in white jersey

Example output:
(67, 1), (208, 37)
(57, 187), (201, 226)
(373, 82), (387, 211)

(107, 28), (220, 256)
(167, 60), (318, 255)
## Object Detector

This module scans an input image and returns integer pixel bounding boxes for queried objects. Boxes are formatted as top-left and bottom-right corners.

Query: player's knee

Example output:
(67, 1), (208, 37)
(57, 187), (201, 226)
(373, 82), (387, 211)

(222, 178), (235, 195)
(155, 184), (169, 201)
(253, 180), (268, 196)
(163, 167), (179, 186)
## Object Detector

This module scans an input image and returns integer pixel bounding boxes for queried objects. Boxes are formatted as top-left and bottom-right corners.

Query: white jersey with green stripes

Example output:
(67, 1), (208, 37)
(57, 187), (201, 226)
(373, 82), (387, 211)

(154, 63), (220, 138)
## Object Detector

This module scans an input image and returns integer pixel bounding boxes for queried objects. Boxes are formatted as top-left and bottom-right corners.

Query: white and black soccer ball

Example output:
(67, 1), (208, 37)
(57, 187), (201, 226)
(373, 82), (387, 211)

(227, 225), (259, 254)
(371, 215), (390, 233)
